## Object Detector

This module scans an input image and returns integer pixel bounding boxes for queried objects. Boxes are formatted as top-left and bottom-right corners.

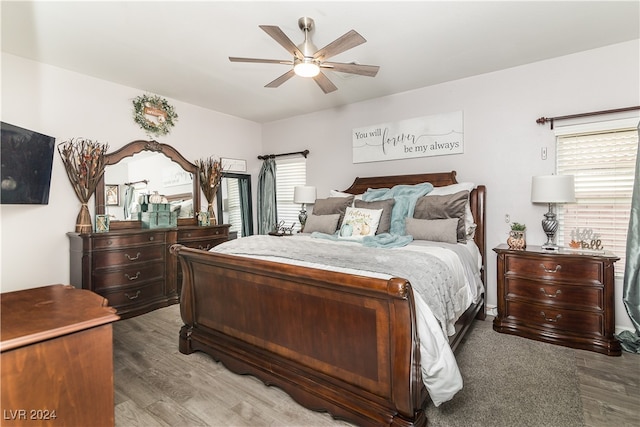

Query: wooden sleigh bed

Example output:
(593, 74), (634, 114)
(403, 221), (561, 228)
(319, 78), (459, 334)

(172, 171), (486, 427)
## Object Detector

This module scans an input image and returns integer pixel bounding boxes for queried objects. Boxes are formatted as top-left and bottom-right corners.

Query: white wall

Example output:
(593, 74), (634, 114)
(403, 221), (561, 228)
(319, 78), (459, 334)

(261, 40), (640, 331)
(0, 53), (262, 292)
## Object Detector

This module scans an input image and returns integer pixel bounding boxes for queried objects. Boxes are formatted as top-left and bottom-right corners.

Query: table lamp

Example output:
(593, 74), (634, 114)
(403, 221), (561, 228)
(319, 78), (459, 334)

(531, 174), (575, 250)
(293, 186), (316, 229)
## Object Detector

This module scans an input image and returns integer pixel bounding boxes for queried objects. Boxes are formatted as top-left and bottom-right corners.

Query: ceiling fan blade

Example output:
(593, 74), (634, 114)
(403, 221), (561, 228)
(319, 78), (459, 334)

(259, 25), (304, 58)
(265, 69), (296, 88)
(320, 61), (380, 77)
(229, 57), (293, 65)
(313, 72), (338, 94)
(314, 30), (366, 61)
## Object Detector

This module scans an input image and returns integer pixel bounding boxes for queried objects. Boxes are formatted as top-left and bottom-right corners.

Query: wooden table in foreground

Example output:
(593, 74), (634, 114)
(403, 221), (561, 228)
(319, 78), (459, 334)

(1, 285), (119, 426)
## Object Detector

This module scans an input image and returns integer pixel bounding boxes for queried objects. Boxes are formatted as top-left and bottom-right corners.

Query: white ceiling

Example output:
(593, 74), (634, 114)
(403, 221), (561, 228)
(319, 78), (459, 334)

(2, 1), (639, 123)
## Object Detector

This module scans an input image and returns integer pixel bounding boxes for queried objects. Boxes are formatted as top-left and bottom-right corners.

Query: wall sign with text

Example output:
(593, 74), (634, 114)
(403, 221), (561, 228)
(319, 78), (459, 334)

(352, 111), (464, 163)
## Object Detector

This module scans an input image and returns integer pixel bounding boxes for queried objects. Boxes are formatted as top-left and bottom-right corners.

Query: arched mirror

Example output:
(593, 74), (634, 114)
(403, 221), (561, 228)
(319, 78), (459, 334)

(95, 140), (200, 228)
(216, 172), (253, 237)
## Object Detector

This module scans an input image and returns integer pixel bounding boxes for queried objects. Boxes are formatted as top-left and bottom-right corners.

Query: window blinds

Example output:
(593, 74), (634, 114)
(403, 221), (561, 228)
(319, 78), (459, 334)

(556, 127), (638, 275)
(275, 157), (307, 231)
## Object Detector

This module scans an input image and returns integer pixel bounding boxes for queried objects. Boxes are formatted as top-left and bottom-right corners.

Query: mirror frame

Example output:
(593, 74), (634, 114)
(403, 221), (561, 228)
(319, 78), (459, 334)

(95, 140), (200, 228)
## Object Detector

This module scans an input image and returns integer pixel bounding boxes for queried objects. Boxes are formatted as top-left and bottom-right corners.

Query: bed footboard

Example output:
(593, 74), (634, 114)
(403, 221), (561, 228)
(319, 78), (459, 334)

(172, 244), (428, 427)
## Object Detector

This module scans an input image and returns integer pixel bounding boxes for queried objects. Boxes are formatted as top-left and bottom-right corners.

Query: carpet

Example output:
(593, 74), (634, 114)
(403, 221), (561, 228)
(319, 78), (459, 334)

(425, 319), (584, 427)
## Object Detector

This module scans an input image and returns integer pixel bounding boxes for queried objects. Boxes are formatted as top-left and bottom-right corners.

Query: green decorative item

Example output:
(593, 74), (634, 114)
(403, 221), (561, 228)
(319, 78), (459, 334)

(132, 94), (178, 137)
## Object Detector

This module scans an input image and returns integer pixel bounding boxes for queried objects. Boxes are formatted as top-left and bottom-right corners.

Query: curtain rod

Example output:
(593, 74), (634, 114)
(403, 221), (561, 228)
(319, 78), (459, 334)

(536, 106), (640, 129)
(258, 149), (309, 160)
(124, 179), (149, 186)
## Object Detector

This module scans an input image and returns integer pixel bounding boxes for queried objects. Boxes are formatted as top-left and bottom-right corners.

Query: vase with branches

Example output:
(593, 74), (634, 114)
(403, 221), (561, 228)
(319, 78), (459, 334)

(58, 138), (109, 233)
(195, 157), (223, 225)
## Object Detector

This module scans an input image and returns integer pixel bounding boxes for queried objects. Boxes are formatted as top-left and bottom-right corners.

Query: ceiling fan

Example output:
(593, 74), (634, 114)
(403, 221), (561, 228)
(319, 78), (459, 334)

(229, 17), (380, 94)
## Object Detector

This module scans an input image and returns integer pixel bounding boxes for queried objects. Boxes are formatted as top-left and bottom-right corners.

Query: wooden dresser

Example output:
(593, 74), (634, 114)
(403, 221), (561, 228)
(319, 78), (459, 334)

(68, 224), (230, 319)
(1, 285), (119, 426)
(493, 244), (621, 356)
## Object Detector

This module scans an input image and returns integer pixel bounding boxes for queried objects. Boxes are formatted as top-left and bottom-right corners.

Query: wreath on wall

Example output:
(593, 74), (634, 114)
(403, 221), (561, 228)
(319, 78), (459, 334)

(132, 94), (178, 137)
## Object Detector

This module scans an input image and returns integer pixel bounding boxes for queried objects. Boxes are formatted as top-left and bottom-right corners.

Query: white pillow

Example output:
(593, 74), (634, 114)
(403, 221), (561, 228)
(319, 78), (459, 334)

(428, 182), (476, 238)
(339, 207), (383, 239)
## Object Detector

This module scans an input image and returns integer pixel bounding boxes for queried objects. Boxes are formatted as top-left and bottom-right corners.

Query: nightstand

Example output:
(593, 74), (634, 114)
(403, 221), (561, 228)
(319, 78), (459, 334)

(493, 244), (621, 356)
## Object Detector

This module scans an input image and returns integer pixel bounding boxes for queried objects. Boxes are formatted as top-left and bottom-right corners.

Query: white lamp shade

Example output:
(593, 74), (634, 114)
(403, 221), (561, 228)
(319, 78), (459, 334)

(531, 175), (576, 203)
(293, 186), (317, 204)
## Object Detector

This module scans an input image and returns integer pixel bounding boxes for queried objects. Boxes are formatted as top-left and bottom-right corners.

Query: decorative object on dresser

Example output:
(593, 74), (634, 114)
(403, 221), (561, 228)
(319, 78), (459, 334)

(493, 244), (621, 356)
(507, 222), (526, 250)
(1, 285), (119, 427)
(58, 138), (109, 233)
(531, 174), (576, 250)
(195, 156), (223, 224)
(293, 185), (316, 229)
(68, 140), (232, 319)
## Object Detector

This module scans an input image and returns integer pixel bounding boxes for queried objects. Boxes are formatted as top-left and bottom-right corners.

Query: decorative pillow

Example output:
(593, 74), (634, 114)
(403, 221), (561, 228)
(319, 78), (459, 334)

(414, 190), (468, 243)
(312, 196), (354, 229)
(427, 182), (476, 238)
(338, 207), (383, 239)
(361, 182), (433, 235)
(405, 218), (459, 243)
(303, 213), (341, 234)
(354, 198), (395, 234)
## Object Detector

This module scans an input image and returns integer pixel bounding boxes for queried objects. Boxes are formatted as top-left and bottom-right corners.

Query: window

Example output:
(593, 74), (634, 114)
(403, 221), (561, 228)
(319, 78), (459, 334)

(276, 157), (307, 231)
(555, 119), (638, 276)
(222, 177), (243, 236)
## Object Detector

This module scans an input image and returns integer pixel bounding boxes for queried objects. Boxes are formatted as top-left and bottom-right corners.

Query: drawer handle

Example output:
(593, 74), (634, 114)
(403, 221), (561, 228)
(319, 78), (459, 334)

(125, 252), (141, 261)
(540, 288), (562, 298)
(149, 236), (155, 241)
(540, 311), (562, 323)
(199, 244), (212, 251)
(124, 290), (141, 300)
(125, 271), (141, 281)
(540, 263), (562, 273)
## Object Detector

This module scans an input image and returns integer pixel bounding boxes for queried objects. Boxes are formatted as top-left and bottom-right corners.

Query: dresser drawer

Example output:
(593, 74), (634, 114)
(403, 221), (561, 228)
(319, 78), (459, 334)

(91, 232), (166, 249)
(93, 245), (166, 269)
(505, 255), (603, 284)
(505, 277), (603, 311)
(505, 300), (604, 336)
(93, 261), (165, 291)
(180, 238), (227, 252)
(178, 227), (228, 241)
(104, 280), (165, 309)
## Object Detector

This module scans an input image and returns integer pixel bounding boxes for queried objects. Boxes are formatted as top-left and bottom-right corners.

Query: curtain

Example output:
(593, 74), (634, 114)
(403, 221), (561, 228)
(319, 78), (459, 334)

(238, 176), (252, 237)
(257, 158), (277, 234)
(617, 121), (640, 353)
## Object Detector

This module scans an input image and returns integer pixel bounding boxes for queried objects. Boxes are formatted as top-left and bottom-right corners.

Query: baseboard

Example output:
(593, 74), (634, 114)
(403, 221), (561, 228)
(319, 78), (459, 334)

(485, 304), (498, 317)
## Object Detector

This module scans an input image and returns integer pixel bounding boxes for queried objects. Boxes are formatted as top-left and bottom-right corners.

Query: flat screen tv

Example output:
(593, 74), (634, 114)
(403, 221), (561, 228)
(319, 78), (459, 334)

(1, 122), (56, 205)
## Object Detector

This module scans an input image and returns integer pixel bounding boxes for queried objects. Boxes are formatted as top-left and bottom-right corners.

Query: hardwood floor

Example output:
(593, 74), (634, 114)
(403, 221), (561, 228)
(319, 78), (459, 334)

(113, 305), (640, 426)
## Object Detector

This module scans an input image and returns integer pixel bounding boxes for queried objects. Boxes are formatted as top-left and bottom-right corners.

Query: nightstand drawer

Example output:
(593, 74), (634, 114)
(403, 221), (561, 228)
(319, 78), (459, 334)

(505, 301), (604, 336)
(505, 255), (603, 284)
(93, 245), (166, 269)
(505, 278), (603, 310)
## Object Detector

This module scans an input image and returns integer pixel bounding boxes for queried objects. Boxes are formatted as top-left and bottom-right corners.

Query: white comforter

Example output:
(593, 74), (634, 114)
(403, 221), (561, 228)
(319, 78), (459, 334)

(211, 234), (482, 406)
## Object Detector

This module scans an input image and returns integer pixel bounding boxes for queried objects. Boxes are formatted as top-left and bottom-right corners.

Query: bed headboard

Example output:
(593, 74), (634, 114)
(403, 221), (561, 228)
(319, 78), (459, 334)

(343, 170), (486, 286)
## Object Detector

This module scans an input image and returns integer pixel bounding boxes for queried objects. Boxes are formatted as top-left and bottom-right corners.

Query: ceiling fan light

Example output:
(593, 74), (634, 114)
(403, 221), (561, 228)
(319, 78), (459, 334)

(294, 59), (320, 77)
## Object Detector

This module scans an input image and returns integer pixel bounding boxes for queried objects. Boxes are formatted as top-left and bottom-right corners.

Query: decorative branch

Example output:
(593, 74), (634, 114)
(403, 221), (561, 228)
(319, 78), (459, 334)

(58, 138), (109, 232)
(195, 157), (223, 218)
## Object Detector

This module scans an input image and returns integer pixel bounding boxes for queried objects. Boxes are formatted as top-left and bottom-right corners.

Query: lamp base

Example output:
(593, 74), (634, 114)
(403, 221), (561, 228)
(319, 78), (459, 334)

(541, 242), (560, 251)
